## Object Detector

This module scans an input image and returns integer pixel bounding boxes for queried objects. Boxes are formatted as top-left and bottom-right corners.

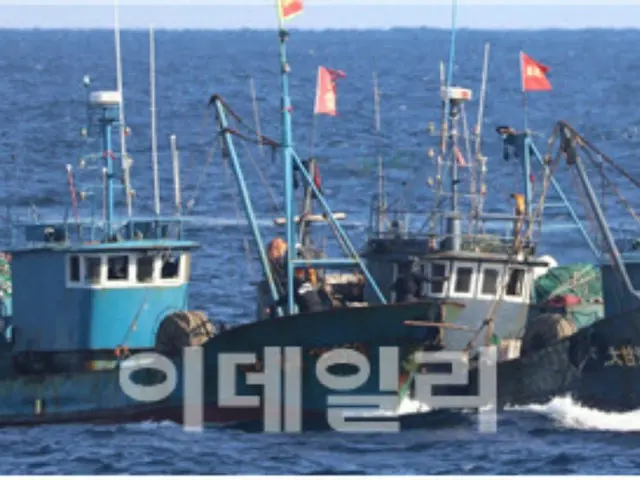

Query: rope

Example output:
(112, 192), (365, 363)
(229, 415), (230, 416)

(240, 133), (281, 214)
(211, 95), (281, 150)
(183, 135), (219, 214)
(559, 121), (640, 189)
(221, 149), (254, 278)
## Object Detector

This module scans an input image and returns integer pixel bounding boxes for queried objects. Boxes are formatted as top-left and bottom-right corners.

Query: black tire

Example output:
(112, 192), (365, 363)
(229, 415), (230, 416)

(155, 311), (215, 357)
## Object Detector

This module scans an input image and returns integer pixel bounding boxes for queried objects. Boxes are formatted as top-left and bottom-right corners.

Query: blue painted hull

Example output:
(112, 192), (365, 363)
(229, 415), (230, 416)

(0, 301), (447, 428)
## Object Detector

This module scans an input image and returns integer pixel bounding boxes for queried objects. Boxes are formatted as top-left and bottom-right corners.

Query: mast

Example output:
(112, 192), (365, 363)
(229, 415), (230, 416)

(170, 134), (182, 216)
(114, 0), (133, 218)
(373, 72), (385, 235)
(88, 91), (120, 238)
(442, 0), (461, 250)
(445, 0), (460, 250)
(277, 16), (297, 314)
(150, 25), (160, 216)
(274, 5), (387, 314)
(474, 42), (490, 229)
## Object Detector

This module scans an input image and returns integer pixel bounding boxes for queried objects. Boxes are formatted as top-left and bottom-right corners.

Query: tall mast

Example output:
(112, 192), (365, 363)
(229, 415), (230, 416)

(373, 72), (385, 235)
(150, 25), (160, 216)
(268, 2), (387, 314)
(474, 42), (490, 230)
(443, 0), (460, 250)
(114, 0), (133, 218)
(277, 15), (296, 314)
(170, 134), (182, 216)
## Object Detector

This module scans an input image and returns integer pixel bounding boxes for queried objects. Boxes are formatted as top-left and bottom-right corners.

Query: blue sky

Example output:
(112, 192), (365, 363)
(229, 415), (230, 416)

(1, 1), (639, 29)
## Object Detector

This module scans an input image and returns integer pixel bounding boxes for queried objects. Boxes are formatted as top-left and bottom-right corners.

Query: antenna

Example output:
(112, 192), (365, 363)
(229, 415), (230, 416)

(443, 0), (461, 250)
(150, 25), (160, 216)
(373, 71), (385, 235)
(249, 77), (264, 157)
(114, 0), (133, 218)
(170, 134), (182, 215)
(475, 42), (490, 230)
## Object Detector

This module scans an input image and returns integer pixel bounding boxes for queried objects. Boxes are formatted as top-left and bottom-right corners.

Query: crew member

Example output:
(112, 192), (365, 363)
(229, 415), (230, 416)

(267, 237), (288, 292)
(391, 269), (433, 303)
(266, 268), (326, 319)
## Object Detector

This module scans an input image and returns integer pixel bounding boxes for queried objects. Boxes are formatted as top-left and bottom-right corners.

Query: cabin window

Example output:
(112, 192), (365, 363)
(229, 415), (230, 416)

(161, 254), (181, 280)
(481, 268), (500, 296)
(429, 262), (448, 295)
(137, 256), (155, 283)
(84, 257), (102, 285)
(107, 255), (129, 281)
(506, 268), (526, 297)
(454, 266), (474, 294)
(68, 255), (80, 283)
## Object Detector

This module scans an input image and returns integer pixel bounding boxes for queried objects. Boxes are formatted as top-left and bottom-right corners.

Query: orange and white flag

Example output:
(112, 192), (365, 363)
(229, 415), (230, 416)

(313, 66), (346, 116)
(278, 0), (303, 22)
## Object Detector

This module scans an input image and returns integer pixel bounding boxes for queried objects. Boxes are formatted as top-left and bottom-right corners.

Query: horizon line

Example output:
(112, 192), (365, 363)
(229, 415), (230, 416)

(1, 26), (639, 32)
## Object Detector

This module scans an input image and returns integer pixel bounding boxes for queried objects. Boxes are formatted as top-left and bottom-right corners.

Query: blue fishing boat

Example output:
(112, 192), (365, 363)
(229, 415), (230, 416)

(0, 19), (225, 424)
(0, 3), (464, 430)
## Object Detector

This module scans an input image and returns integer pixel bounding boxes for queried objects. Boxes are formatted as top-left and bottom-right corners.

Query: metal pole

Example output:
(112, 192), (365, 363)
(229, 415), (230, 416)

(170, 134), (181, 216)
(150, 25), (160, 216)
(213, 98), (281, 309)
(278, 25), (296, 315)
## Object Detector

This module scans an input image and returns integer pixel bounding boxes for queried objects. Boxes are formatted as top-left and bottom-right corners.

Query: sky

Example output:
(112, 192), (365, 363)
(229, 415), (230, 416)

(1, 1), (640, 30)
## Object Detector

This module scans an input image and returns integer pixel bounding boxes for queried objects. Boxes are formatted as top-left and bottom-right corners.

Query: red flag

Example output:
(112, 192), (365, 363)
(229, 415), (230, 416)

(520, 51), (552, 92)
(314, 66), (346, 116)
(313, 162), (322, 193)
(277, 0), (303, 22)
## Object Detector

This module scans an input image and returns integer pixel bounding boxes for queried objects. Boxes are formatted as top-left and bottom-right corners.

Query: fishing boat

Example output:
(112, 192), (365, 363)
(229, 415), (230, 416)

(419, 120), (640, 414)
(339, 0), (613, 412)
(0, 18), (225, 424)
(172, 3), (472, 428)
(0, 2), (468, 430)
(362, 80), (605, 359)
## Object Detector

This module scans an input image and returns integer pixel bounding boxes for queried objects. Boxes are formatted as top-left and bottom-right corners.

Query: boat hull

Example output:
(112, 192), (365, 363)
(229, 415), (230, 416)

(428, 304), (640, 413)
(0, 301), (459, 430)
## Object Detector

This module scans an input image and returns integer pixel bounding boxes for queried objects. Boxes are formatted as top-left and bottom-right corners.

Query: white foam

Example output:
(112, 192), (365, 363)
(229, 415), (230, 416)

(341, 396), (431, 419)
(510, 396), (640, 432)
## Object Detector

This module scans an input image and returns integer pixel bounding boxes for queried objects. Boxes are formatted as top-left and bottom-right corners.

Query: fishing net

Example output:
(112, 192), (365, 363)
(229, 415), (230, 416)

(533, 263), (602, 304)
(0, 255), (11, 299)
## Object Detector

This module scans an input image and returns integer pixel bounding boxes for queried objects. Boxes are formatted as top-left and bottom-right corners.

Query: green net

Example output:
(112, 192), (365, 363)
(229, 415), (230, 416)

(533, 263), (602, 304)
(0, 256), (11, 298)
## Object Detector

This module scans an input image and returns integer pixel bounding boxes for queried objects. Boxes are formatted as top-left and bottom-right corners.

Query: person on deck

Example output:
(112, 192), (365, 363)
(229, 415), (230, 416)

(267, 237), (288, 292)
(266, 268), (327, 319)
(391, 268), (442, 303)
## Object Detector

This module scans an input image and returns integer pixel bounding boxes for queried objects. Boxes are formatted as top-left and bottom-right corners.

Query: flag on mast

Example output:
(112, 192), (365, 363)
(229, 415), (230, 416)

(520, 51), (552, 92)
(313, 66), (346, 116)
(278, 0), (303, 22)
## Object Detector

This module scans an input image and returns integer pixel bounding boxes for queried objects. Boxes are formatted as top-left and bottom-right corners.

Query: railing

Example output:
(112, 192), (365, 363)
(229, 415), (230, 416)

(9, 215), (187, 249)
(367, 201), (537, 256)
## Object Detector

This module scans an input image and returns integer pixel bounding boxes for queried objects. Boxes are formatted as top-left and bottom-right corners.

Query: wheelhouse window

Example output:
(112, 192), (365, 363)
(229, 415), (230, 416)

(454, 266), (474, 294)
(68, 255), (80, 283)
(161, 254), (181, 280)
(84, 257), (102, 285)
(137, 256), (155, 283)
(481, 268), (500, 296)
(506, 268), (526, 297)
(429, 262), (448, 295)
(107, 255), (129, 281)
